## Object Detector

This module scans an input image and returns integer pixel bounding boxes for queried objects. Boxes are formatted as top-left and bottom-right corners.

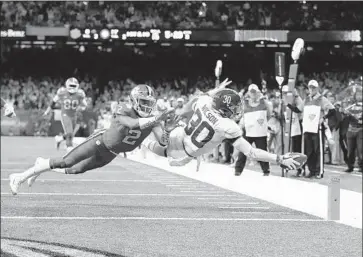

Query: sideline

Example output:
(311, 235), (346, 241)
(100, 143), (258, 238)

(128, 152), (362, 229)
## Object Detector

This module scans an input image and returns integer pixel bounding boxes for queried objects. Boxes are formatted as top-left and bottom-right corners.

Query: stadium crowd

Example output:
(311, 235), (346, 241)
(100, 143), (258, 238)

(1, 71), (361, 112)
(1, 70), (361, 170)
(2, 1), (363, 30)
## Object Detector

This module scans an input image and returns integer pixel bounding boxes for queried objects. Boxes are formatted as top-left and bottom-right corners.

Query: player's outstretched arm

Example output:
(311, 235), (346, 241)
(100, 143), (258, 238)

(44, 94), (60, 116)
(232, 136), (299, 170)
(117, 108), (175, 129)
(152, 125), (169, 147)
(207, 78), (232, 96)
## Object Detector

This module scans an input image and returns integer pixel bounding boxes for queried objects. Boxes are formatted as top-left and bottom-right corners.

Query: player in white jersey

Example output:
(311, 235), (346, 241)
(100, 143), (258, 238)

(144, 88), (301, 170)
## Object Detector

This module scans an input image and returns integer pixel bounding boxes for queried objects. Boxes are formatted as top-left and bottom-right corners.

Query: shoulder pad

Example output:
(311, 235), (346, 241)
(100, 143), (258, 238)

(57, 87), (67, 95)
(114, 102), (132, 116)
(78, 89), (86, 98)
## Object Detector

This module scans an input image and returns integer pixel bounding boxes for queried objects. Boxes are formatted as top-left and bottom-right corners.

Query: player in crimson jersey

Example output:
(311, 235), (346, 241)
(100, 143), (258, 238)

(44, 77), (88, 151)
(144, 87), (303, 171)
(9, 85), (176, 195)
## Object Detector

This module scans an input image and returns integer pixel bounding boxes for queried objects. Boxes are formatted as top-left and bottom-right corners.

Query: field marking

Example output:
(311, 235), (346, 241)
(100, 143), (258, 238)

(0, 192), (237, 197)
(179, 190), (225, 192)
(1, 239), (106, 257)
(230, 211), (292, 214)
(156, 179), (192, 181)
(327, 170), (362, 177)
(165, 185), (204, 187)
(161, 182), (201, 184)
(218, 206), (270, 209)
(206, 202), (259, 205)
(198, 197), (245, 200)
(1, 241), (48, 257)
(0, 216), (328, 222)
(0, 178), (159, 183)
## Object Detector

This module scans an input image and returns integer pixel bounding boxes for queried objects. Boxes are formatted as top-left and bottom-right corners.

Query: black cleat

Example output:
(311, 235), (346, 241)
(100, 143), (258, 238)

(344, 168), (354, 173)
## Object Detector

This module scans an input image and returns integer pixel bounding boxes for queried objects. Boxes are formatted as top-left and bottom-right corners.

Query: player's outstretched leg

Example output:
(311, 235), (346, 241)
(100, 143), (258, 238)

(28, 152), (116, 187)
(9, 132), (106, 195)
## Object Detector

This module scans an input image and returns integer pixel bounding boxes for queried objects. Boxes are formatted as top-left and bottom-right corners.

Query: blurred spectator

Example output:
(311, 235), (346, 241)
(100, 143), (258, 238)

(1, 1), (362, 30)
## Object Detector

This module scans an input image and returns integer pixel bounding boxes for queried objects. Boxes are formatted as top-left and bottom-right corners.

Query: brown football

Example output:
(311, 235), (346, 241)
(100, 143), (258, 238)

(280, 152), (307, 170)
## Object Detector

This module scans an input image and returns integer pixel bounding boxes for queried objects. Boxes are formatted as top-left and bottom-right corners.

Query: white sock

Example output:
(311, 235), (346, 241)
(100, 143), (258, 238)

(19, 158), (51, 182)
(143, 140), (166, 157)
(52, 168), (66, 174)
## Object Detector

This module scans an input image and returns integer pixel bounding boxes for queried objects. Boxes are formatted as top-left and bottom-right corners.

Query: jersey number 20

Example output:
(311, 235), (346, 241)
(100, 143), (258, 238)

(184, 109), (215, 148)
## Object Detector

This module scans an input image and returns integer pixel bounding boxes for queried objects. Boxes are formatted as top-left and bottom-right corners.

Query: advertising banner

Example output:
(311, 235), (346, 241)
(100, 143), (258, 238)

(1, 26), (361, 43)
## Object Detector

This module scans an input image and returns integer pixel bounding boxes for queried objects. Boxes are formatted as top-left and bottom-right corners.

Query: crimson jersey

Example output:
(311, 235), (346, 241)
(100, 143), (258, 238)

(102, 102), (154, 154)
(54, 87), (86, 117)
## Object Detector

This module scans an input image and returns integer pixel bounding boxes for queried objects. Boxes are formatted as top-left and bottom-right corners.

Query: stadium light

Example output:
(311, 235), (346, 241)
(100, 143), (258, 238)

(100, 29), (110, 40)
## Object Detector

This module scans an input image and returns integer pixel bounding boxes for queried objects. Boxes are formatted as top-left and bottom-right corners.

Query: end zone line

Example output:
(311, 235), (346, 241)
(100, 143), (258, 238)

(0, 192), (237, 197)
(0, 216), (329, 222)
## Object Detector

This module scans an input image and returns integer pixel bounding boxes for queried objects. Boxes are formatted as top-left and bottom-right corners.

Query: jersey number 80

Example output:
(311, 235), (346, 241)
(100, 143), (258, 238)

(64, 99), (79, 110)
(184, 109), (215, 149)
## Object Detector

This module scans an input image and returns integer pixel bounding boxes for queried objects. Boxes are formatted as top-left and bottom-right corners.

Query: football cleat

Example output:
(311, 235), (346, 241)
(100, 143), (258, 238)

(9, 174), (22, 195)
(27, 174), (39, 187)
(55, 135), (63, 150)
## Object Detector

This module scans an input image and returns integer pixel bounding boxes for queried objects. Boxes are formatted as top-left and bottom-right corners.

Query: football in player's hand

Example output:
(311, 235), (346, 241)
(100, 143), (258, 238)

(280, 152), (307, 170)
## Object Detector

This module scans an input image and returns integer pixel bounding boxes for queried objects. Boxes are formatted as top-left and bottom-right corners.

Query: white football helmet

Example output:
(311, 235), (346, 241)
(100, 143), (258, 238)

(65, 77), (79, 94)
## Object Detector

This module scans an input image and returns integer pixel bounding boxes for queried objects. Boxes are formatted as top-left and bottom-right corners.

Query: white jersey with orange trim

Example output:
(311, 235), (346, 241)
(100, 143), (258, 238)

(167, 95), (242, 162)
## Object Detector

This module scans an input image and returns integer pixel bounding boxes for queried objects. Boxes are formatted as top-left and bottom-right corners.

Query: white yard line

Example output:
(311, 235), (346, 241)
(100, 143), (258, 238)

(0, 216), (328, 222)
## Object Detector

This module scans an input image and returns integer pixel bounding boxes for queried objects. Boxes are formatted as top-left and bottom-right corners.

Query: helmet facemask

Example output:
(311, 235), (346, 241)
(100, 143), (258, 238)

(131, 95), (156, 117)
(67, 83), (79, 94)
(222, 101), (242, 119)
